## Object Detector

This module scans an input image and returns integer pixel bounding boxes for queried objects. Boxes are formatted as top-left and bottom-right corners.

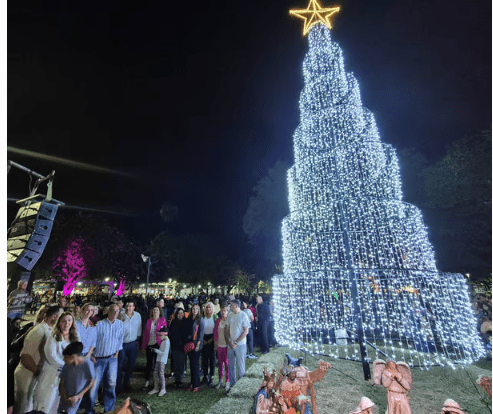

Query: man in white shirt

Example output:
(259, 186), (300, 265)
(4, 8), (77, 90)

(224, 299), (249, 390)
(117, 300), (142, 393)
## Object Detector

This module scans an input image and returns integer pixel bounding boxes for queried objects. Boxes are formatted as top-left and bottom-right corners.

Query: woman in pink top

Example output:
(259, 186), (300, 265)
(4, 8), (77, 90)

(142, 307), (167, 388)
(213, 303), (230, 391)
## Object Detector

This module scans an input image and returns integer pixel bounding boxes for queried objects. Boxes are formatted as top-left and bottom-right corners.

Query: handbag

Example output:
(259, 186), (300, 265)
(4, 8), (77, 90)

(184, 323), (198, 353)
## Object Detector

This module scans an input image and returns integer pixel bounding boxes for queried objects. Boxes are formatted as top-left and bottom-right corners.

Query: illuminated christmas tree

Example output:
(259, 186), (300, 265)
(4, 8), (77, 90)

(273, 1), (485, 371)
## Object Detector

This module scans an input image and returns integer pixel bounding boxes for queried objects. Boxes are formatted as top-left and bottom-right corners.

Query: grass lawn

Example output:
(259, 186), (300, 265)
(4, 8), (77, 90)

(110, 346), (492, 414)
(109, 347), (261, 414)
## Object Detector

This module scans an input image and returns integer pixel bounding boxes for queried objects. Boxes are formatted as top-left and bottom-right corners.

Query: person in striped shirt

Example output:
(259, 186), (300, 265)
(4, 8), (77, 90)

(85, 304), (124, 414)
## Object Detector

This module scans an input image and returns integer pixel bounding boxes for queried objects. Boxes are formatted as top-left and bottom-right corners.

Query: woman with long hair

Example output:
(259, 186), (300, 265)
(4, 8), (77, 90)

(142, 306), (167, 388)
(201, 302), (218, 386)
(186, 303), (205, 392)
(213, 303), (230, 391)
(168, 307), (187, 388)
(33, 311), (79, 414)
(75, 303), (96, 358)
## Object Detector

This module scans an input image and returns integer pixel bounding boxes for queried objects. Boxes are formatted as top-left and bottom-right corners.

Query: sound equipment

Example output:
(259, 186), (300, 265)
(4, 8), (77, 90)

(7, 201), (58, 270)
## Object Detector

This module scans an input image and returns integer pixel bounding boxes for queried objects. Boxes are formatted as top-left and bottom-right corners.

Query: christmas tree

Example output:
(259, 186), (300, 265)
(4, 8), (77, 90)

(273, 1), (485, 370)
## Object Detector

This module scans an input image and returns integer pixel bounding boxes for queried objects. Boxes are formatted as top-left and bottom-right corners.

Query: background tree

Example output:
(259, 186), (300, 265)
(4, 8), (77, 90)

(52, 238), (96, 295)
(242, 159), (290, 271)
(224, 265), (254, 295)
(150, 231), (230, 286)
(149, 231), (180, 280)
(32, 210), (143, 287)
(422, 129), (491, 280)
(397, 147), (429, 207)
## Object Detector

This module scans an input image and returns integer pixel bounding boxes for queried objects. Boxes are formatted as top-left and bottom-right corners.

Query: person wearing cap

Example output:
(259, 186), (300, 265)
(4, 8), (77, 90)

(58, 342), (95, 414)
(441, 399), (465, 414)
(224, 299), (250, 390)
(349, 396), (375, 414)
(148, 326), (170, 397)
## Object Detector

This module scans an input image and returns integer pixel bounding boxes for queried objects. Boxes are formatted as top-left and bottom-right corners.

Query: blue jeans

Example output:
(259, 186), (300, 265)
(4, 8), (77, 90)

(117, 341), (139, 390)
(87, 356), (118, 414)
(246, 329), (254, 355)
(227, 343), (246, 387)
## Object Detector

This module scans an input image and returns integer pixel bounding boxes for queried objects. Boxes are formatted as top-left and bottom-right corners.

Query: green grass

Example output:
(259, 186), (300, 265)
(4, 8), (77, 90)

(110, 347), (492, 414)
(110, 348), (260, 414)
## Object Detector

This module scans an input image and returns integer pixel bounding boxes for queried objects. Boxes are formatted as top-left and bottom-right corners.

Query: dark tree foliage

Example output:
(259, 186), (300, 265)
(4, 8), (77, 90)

(397, 147), (429, 207)
(150, 231), (239, 287)
(422, 130), (492, 280)
(242, 159), (290, 267)
(32, 210), (143, 284)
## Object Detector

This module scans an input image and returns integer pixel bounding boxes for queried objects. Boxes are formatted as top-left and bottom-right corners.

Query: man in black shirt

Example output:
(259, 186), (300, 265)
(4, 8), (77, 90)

(255, 295), (270, 354)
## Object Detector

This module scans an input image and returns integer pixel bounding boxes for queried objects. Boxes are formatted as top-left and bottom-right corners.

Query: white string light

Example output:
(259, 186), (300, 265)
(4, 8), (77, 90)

(273, 23), (485, 368)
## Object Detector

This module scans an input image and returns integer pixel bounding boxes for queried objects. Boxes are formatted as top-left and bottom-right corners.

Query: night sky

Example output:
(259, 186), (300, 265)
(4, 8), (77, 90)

(7, 0), (492, 269)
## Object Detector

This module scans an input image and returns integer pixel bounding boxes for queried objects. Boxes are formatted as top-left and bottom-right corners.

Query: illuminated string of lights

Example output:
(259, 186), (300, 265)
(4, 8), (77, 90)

(273, 21), (485, 368)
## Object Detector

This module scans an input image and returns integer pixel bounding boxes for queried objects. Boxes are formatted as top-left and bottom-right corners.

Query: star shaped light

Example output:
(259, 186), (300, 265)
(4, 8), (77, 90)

(290, 0), (340, 36)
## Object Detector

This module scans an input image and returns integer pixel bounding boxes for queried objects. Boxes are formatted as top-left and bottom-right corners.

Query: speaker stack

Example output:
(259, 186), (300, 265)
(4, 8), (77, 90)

(7, 201), (58, 271)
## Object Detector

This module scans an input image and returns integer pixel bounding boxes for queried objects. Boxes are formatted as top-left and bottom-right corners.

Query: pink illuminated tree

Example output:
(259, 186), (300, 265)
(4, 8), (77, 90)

(53, 238), (96, 295)
(116, 274), (126, 296)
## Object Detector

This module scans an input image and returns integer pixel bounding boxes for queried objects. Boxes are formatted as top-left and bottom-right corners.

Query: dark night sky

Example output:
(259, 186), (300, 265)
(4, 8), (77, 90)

(7, 0), (492, 270)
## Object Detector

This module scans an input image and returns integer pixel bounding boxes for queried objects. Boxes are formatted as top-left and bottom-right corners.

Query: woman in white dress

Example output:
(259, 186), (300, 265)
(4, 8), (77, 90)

(33, 311), (79, 414)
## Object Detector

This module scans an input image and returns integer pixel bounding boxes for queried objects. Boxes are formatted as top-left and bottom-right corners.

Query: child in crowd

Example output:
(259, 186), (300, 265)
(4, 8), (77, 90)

(58, 341), (95, 414)
(214, 303), (230, 392)
(149, 326), (170, 397)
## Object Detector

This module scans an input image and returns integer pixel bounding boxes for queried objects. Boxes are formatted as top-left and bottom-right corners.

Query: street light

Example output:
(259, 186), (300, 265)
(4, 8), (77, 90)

(141, 254), (151, 301)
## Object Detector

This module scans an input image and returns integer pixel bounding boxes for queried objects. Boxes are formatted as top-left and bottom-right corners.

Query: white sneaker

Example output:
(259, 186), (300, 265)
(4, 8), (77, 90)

(148, 389), (159, 395)
(216, 380), (224, 389)
(144, 380), (151, 388)
(225, 382), (231, 392)
(158, 389), (166, 397)
(250, 354), (258, 359)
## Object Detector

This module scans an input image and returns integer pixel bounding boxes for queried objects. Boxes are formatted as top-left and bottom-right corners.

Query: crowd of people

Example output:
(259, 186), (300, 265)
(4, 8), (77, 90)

(7, 280), (278, 414)
(7, 279), (492, 414)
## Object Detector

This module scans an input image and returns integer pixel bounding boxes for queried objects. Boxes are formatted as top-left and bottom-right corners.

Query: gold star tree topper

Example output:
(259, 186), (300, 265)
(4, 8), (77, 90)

(290, 0), (340, 35)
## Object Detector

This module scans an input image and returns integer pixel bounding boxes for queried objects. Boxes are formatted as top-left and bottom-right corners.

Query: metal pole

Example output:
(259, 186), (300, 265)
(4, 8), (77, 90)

(333, 152), (372, 380)
(145, 258), (151, 301)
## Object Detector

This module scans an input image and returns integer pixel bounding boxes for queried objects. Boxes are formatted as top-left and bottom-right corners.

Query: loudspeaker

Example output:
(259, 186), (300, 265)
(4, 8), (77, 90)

(7, 201), (58, 271)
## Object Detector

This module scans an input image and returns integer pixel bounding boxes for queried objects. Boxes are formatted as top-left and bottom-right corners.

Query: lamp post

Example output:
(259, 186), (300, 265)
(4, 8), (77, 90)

(141, 254), (151, 303)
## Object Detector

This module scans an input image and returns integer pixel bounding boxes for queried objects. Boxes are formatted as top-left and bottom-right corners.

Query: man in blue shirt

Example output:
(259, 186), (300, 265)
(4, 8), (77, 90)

(86, 304), (124, 414)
